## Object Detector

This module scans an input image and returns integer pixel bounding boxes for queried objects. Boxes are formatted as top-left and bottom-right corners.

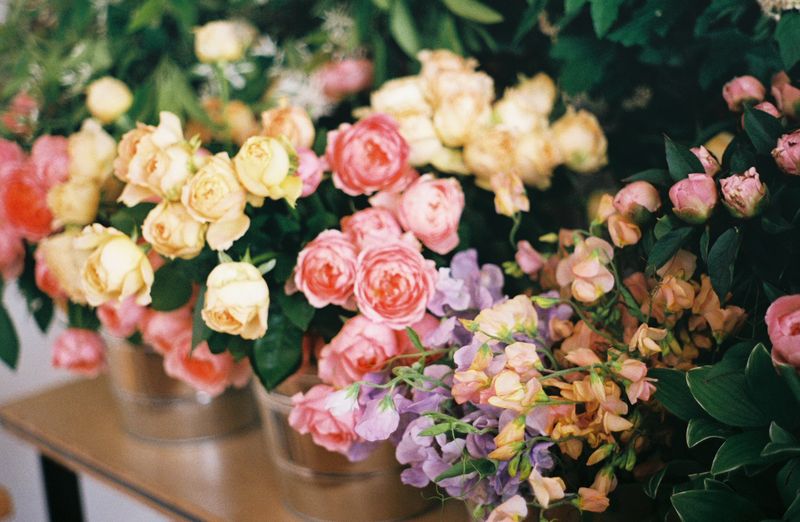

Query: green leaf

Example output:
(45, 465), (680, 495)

(647, 227), (693, 270)
(643, 466), (667, 499)
(274, 291), (315, 331)
(649, 368), (706, 422)
(0, 297), (19, 369)
(128, 0), (165, 32)
(251, 314), (303, 390)
(747, 344), (800, 428)
(687, 417), (733, 448)
(743, 104), (784, 154)
(653, 214), (680, 240)
(435, 458), (497, 481)
(644, 460), (702, 499)
(512, 0), (545, 46)
(419, 423), (454, 437)
(671, 489), (762, 522)
(590, 0), (624, 37)
(699, 227), (710, 264)
(565, 0), (588, 14)
(389, 0), (420, 58)
(150, 262), (193, 312)
(778, 364), (800, 405)
(777, 459), (800, 509)
(623, 168), (671, 186)
(776, 12), (800, 70)
(442, 0), (503, 24)
(687, 364), (770, 428)
(762, 422), (800, 459)
(707, 228), (740, 301)
(711, 429), (770, 475)
(191, 285), (212, 349)
(665, 135), (704, 181)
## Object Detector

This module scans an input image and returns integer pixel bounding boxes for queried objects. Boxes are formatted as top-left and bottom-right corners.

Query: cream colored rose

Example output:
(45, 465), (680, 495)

(194, 20), (256, 63)
(370, 76), (432, 117)
(491, 172), (529, 217)
(75, 224), (154, 306)
(551, 108), (608, 174)
(233, 136), (301, 206)
(85, 77), (133, 124)
(38, 230), (89, 304)
(68, 119), (116, 185)
(428, 71), (494, 147)
(260, 105), (315, 149)
(397, 114), (443, 166)
(181, 152), (249, 251)
(142, 201), (207, 260)
(418, 50), (478, 97)
(47, 179), (100, 227)
(494, 73), (556, 133)
(202, 262), (269, 340)
(514, 131), (563, 189)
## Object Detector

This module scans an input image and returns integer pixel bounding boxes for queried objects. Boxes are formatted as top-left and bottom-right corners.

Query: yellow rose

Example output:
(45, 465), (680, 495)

(85, 77), (133, 124)
(194, 20), (256, 63)
(75, 224), (154, 306)
(37, 230), (89, 304)
(142, 201), (207, 260)
(260, 105), (315, 150)
(551, 108), (608, 174)
(68, 119), (116, 185)
(181, 152), (249, 251)
(494, 73), (556, 133)
(201, 262), (269, 339)
(233, 136), (301, 206)
(47, 179), (100, 227)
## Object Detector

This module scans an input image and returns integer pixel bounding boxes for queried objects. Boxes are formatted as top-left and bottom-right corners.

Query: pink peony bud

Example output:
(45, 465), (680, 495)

(773, 130), (800, 175)
(720, 167), (768, 218)
(740, 101), (782, 128)
(722, 75), (766, 111)
(766, 294), (800, 369)
(612, 181), (661, 221)
(771, 71), (800, 118)
(690, 146), (721, 177)
(669, 174), (718, 224)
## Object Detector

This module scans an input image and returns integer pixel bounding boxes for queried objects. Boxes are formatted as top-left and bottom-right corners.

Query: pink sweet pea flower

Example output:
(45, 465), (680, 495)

(397, 174), (464, 255)
(487, 494), (528, 522)
(288, 383), (362, 455)
(52, 328), (106, 377)
(766, 295), (800, 368)
(515, 240), (544, 276)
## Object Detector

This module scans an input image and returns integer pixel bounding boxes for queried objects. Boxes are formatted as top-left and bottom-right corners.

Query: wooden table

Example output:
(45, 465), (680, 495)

(0, 378), (465, 522)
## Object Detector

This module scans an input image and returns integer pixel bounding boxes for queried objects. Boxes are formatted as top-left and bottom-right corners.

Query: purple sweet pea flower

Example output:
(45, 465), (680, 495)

(531, 442), (555, 472)
(356, 393), (400, 441)
(428, 249), (505, 317)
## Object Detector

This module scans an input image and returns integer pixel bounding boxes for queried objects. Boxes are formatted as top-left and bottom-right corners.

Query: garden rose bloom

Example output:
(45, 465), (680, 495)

(294, 230), (358, 308)
(492, 172), (530, 217)
(516, 240), (544, 276)
(234, 135), (301, 206)
(261, 105), (315, 149)
(720, 167), (768, 218)
(551, 108), (607, 174)
(47, 179), (101, 227)
(288, 383), (361, 455)
(394, 114), (443, 167)
(318, 315), (400, 387)
(494, 73), (556, 133)
(773, 130), (800, 175)
(613, 181), (661, 220)
(75, 224), (154, 306)
(68, 119), (117, 185)
(317, 58), (374, 101)
(30, 135), (69, 189)
(202, 262), (269, 340)
(370, 76), (430, 117)
(767, 295), (800, 368)
(556, 237), (615, 303)
(193, 20), (256, 63)
(398, 174), (463, 254)
(296, 148), (324, 197)
(140, 305), (193, 355)
(163, 333), (251, 396)
(1, 92), (37, 136)
(354, 241), (437, 330)
(690, 146), (721, 177)
(341, 207), (402, 252)
(34, 246), (65, 299)
(0, 163), (53, 241)
(52, 328), (105, 377)
(36, 231), (87, 303)
(722, 75), (766, 111)
(0, 225), (24, 280)
(326, 114), (410, 196)
(97, 297), (147, 338)
(142, 201), (207, 259)
(771, 72), (800, 118)
(669, 174), (718, 223)
(607, 213), (641, 247)
(86, 77), (133, 124)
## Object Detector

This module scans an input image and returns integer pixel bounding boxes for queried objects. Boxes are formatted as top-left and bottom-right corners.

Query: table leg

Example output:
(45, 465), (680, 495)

(40, 454), (83, 522)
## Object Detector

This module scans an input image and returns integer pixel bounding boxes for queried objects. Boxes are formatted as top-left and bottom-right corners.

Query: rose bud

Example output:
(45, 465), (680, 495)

(85, 77), (133, 124)
(771, 71), (800, 118)
(720, 167), (768, 218)
(722, 75), (766, 111)
(612, 181), (661, 221)
(773, 130), (800, 175)
(669, 174), (718, 224)
(690, 146), (721, 177)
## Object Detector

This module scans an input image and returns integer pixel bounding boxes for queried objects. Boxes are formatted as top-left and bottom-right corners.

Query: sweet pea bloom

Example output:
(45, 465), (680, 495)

(355, 394), (400, 441)
(340, 207), (403, 252)
(294, 230), (358, 309)
(720, 167), (768, 218)
(773, 130), (800, 175)
(327, 114), (410, 196)
(690, 146), (721, 177)
(766, 295), (800, 368)
(317, 58), (374, 101)
(515, 240), (544, 276)
(202, 262), (269, 340)
(486, 494), (528, 522)
(529, 469), (566, 509)
(86, 77), (133, 124)
(97, 297), (147, 338)
(722, 75), (766, 111)
(669, 174), (718, 223)
(491, 172), (530, 217)
(612, 181), (661, 220)
(607, 214), (641, 248)
(555, 237), (615, 303)
(288, 383), (362, 456)
(398, 174), (463, 254)
(470, 295), (539, 341)
(52, 329), (106, 377)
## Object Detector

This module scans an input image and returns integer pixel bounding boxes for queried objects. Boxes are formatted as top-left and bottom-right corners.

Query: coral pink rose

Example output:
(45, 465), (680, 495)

(97, 297), (147, 339)
(396, 313), (440, 355)
(773, 130), (800, 175)
(398, 174), (464, 255)
(52, 328), (106, 377)
(516, 240), (544, 276)
(767, 295), (800, 368)
(163, 333), (251, 396)
(296, 147), (325, 197)
(294, 230), (358, 309)
(140, 305), (193, 355)
(31, 135), (70, 190)
(326, 114), (410, 196)
(288, 383), (361, 455)
(319, 315), (401, 387)
(0, 162), (53, 241)
(317, 58), (374, 101)
(354, 241), (437, 329)
(0, 224), (24, 280)
(722, 75), (765, 111)
(0, 139), (25, 174)
(613, 181), (662, 220)
(1, 92), (38, 136)
(34, 246), (65, 299)
(341, 207), (403, 252)
(772, 72), (800, 118)
(669, 174), (718, 223)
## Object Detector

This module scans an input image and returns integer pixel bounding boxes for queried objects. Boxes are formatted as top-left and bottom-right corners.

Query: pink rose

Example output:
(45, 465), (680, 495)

(766, 295), (800, 368)
(515, 240), (544, 276)
(318, 315), (400, 387)
(97, 297), (147, 339)
(0, 224), (24, 280)
(1, 92), (38, 136)
(294, 230), (358, 309)
(0, 162), (53, 241)
(669, 174), (718, 223)
(288, 383), (362, 455)
(720, 167), (768, 218)
(317, 58), (374, 101)
(296, 147), (325, 197)
(31, 135), (69, 190)
(771, 72), (800, 118)
(140, 306), (194, 355)
(612, 181), (661, 220)
(52, 328), (106, 377)
(0, 139), (25, 174)
(773, 130), (800, 175)
(395, 313), (440, 355)
(722, 75), (766, 111)
(690, 146), (721, 178)
(340, 207), (402, 251)
(397, 174), (464, 255)
(326, 114), (410, 196)
(354, 241), (436, 329)
(163, 333), (251, 397)
(34, 246), (65, 299)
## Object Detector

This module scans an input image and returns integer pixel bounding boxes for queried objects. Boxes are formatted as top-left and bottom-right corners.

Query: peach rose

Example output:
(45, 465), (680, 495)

(86, 77), (133, 124)
(140, 305), (193, 355)
(326, 114), (410, 196)
(551, 108), (607, 174)
(34, 245), (65, 299)
(47, 179), (101, 227)
(294, 230), (359, 309)
(0, 225), (24, 280)
(767, 295), (800, 368)
(261, 105), (315, 150)
(67, 119), (116, 185)
(97, 297), (147, 339)
(36, 230), (88, 304)
(341, 207), (403, 252)
(354, 241), (437, 329)
(163, 333), (252, 396)
(202, 262), (269, 340)
(288, 383), (361, 455)
(234, 135), (301, 206)
(397, 174), (463, 254)
(142, 201), (207, 259)
(52, 328), (106, 377)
